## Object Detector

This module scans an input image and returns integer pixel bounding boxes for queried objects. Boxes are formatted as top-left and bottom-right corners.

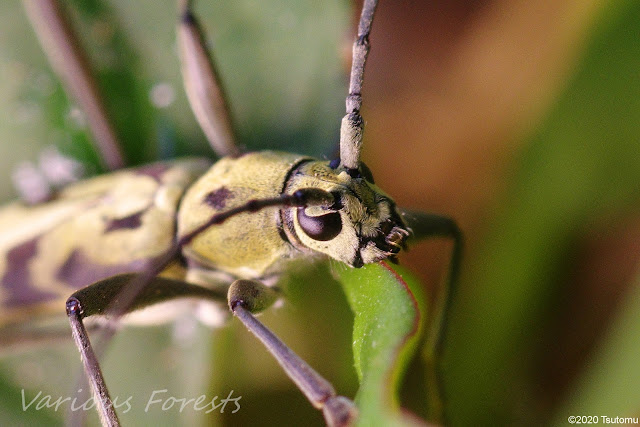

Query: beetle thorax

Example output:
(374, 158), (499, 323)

(177, 151), (309, 279)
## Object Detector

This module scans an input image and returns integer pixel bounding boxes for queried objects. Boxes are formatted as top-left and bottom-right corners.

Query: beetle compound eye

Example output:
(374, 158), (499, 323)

(297, 207), (342, 241)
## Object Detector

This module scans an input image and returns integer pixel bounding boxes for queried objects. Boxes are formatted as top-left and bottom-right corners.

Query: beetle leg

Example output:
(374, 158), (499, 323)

(228, 279), (357, 427)
(400, 210), (462, 420)
(22, 0), (125, 170)
(63, 190), (338, 425)
(177, 0), (241, 158)
(65, 273), (227, 427)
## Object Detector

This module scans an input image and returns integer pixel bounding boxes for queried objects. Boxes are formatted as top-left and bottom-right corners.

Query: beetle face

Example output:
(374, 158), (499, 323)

(284, 160), (410, 267)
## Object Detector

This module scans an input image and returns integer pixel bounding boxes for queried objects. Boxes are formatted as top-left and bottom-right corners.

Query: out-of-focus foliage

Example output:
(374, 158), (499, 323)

(441, 0), (640, 424)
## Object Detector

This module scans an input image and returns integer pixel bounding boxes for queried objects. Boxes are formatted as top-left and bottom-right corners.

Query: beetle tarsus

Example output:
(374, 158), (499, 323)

(323, 396), (358, 427)
(231, 302), (358, 426)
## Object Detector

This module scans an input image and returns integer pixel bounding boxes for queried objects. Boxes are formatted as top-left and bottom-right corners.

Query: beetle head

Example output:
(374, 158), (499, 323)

(284, 160), (410, 267)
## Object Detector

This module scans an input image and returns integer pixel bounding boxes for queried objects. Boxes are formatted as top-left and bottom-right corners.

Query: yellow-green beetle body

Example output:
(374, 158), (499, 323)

(0, 151), (409, 327)
(0, 158), (209, 325)
(178, 151), (309, 281)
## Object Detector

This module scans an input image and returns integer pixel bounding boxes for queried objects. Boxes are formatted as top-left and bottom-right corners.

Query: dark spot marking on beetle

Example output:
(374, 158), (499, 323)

(204, 187), (234, 210)
(135, 163), (169, 182)
(105, 211), (144, 233)
(56, 249), (154, 290)
(2, 237), (59, 307)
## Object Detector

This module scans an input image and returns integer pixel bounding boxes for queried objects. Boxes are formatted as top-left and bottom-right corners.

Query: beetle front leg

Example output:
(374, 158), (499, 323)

(400, 210), (462, 421)
(227, 279), (357, 427)
(402, 211), (462, 359)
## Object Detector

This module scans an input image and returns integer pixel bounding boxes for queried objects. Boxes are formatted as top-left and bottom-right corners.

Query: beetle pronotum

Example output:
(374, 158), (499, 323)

(0, 0), (461, 425)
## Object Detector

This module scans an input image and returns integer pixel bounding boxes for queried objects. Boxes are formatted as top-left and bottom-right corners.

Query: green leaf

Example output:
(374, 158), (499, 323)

(334, 262), (428, 426)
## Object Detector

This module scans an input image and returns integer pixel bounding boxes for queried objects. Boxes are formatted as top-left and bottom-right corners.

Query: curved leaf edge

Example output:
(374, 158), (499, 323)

(333, 261), (429, 426)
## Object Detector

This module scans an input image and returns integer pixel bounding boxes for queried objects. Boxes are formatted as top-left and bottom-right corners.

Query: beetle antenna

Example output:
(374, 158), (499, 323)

(339, 0), (378, 171)
(177, 0), (241, 158)
(22, 0), (125, 170)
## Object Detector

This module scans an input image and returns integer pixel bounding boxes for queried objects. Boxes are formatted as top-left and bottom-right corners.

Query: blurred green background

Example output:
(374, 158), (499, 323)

(1, 0), (639, 425)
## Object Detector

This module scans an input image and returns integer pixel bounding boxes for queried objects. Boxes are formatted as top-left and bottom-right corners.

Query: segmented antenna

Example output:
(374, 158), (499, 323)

(339, 0), (378, 171)
(22, 0), (125, 170)
(178, 0), (241, 158)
